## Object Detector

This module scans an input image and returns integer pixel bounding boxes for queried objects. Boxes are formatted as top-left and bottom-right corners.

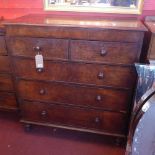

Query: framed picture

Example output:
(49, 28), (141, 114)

(44, 0), (144, 14)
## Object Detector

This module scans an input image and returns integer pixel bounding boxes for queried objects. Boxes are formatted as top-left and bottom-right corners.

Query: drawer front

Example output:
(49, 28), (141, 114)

(0, 92), (17, 110)
(70, 40), (140, 65)
(0, 74), (14, 91)
(20, 101), (128, 135)
(7, 37), (69, 60)
(14, 58), (136, 89)
(0, 56), (11, 72)
(0, 36), (7, 55)
(18, 80), (131, 112)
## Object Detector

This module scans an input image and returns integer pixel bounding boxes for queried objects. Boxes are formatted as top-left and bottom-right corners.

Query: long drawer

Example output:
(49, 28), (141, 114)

(20, 100), (128, 135)
(0, 56), (11, 73)
(7, 37), (69, 60)
(0, 36), (7, 55)
(0, 92), (17, 110)
(17, 80), (131, 112)
(70, 40), (140, 65)
(13, 58), (136, 89)
(0, 74), (14, 91)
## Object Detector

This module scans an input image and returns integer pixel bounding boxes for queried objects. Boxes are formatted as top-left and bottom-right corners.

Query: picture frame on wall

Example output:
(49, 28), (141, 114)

(44, 0), (144, 14)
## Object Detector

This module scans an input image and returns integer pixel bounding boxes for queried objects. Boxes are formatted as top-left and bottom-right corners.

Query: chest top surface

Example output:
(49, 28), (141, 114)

(5, 14), (147, 31)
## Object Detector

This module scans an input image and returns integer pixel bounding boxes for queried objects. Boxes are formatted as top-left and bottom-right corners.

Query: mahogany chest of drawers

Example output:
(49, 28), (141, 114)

(5, 14), (147, 138)
(0, 21), (17, 111)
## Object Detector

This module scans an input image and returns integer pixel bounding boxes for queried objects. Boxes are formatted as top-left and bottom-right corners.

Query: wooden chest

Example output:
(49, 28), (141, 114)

(5, 14), (147, 138)
(0, 21), (17, 111)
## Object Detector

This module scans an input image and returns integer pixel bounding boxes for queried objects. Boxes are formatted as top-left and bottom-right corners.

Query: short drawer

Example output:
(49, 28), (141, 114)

(0, 74), (14, 91)
(20, 100), (128, 135)
(0, 56), (11, 73)
(18, 80), (131, 112)
(14, 58), (136, 89)
(7, 37), (69, 60)
(0, 36), (7, 55)
(70, 40), (140, 65)
(0, 92), (17, 110)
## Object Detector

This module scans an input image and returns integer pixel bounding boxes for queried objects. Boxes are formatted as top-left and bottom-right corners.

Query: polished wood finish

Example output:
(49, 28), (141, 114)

(7, 37), (69, 60)
(0, 36), (7, 55)
(0, 21), (17, 111)
(70, 40), (140, 65)
(145, 21), (155, 60)
(0, 21), (5, 35)
(0, 74), (14, 92)
(6, 25), (144, 42)
(0, 56), (11, 72)
(21, 100), (128, 136)
(17, 79), (131, 112)
(5, 14), (147, 138)
(4, 15), (146, 31)
(13, 58), (136, 89)
(0, 92), (17, 110)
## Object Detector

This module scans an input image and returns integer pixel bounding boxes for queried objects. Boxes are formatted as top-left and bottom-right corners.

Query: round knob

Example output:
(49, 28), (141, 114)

(96, 95), (102, 101)
(39, 89), (46, 95)
(33, 46), (42, 52)
(97, 72), (104, 79)
(36, 68), (43, 73)
(95, 117), (100, 124)
(100, 49), (107, 56)
(41, 110), (47, 117)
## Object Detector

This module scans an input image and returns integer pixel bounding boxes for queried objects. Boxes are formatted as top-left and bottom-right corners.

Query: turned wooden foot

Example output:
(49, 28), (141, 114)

(24, 124), (32, 131)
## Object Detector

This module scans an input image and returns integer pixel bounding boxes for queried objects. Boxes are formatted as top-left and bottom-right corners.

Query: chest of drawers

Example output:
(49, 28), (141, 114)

(0, 21), (17, 111)
(5, 14), (147, 138)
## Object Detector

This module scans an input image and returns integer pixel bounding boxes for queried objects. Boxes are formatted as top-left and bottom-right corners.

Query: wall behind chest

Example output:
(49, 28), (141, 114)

(0, 0), (155, 19)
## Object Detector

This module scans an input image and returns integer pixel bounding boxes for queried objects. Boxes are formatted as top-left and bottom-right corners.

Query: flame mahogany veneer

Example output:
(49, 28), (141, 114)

(4, 14), (147, 138)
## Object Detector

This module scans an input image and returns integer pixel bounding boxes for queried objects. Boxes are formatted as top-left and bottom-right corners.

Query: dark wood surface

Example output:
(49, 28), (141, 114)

(0, 74), (14, 92)
(0, 92), (17, 110)
(4, 14), (147, 31)
(20, 100), (128, 136)
(5, 14), (147, 139)
(7, 37), (69, 60)
(70, 40), (141, 65)
(17, 79), (131, 112)
(5, 25), (145, 42)
(0, 21), (5, 35)
(0, 36), (7, 55)
(145, 21), (155, 60)
(0, 56), (11, 72)
(13, 57), (136, 89)
(0, 21), (17, 111)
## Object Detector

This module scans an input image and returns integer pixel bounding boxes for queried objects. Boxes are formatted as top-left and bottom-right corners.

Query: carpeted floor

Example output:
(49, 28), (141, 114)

(0, 111), (125, 155)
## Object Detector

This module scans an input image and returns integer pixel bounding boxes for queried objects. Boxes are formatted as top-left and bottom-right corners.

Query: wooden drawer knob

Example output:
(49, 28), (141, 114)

(95, 117), (101, 124)
(96, 95), (102, 101)
(100, 49), (107, 56)
(97, 72), (104, 79)
(41, 110), (47, 117)
(33, 46), (42, 52)
(36, 68), (43, 73)
(39, 89), (46, 95)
